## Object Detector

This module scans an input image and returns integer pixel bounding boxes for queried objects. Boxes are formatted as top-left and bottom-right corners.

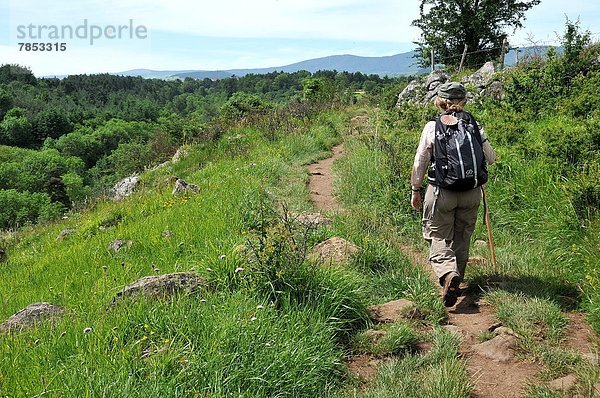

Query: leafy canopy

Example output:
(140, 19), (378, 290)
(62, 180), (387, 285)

(412, 0), (541, 68)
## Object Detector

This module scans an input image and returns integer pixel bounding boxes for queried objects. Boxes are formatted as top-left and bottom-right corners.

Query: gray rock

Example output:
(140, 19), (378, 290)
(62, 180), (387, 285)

(172, 178), (198, 195)
(484, 80), (504, 101)
(472, 334), (518, 361)
(396, 79), (422, 106)
(368, 299), (419, 323)
(109, 175), (139, 201)
(57, 228), (76, 240)
(172, 148), (189, 163)
(0, 302), (65, 333)
(109, 272), (208, 307)
(109, 239), (132, 253)
(462, 61), (496, 88)
(425, 70), (450, 90)
(548, 374), (577, 391)
(309, 237), (360, 265)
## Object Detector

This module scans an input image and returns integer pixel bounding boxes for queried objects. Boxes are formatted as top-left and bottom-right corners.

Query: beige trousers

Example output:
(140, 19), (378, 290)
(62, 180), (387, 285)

(422, 185), (481, 283)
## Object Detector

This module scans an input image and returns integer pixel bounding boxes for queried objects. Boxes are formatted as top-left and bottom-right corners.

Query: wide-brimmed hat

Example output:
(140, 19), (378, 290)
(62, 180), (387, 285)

(437, 82), (467, 99)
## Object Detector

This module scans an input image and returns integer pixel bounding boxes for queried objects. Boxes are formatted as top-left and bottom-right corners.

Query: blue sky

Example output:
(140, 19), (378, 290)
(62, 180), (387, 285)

(0, 0), (598, 76)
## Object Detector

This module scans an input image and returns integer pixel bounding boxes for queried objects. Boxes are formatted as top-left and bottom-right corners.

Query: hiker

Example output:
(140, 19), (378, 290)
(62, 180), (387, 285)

(410, 82), (496, 307)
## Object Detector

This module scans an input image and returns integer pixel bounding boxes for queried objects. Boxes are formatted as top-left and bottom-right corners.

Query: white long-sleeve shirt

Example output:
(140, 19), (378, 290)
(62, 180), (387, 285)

(411, 120), (496, 190)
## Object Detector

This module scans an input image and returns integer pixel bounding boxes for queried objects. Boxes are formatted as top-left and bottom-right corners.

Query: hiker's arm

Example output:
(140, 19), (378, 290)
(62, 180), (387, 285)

(411, 121), (434, 190)
(480, 128), (496, 165)
(411, 122), (434, 211)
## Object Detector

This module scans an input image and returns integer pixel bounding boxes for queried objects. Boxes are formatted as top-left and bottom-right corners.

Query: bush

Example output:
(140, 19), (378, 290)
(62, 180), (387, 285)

(0, 189), (61, 229)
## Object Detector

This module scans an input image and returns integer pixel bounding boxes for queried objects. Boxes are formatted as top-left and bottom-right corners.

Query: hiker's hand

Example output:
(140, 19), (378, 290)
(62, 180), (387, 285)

(411, 191), (422, 211)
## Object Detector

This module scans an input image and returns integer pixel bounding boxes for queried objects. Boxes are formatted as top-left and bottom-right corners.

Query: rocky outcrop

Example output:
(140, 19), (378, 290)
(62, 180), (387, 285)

(109, 175), (139, 201)
(172, 178), (198, 195)
(396, 62), (502, 107)
(172, 148), (189, 163)
(109, 272), (208, 308)
(0, 302), (65, 333)
(309, 237), (360, 264)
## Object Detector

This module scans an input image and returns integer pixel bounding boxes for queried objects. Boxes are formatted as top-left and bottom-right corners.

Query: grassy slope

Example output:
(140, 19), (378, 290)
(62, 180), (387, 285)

(0, 114), (361, 397)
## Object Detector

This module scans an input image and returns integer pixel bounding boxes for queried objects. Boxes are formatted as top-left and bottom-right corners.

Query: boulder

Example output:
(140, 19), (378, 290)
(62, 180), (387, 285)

(368, 299), (418, 323)
(396, 79), (422, 105)
(109, 175), (139, 201)
(309, 237), (360, 264)
(109, 239), (132, 253)
(109, 272), (208, 307)
(462, 61), (496, 88)
(0, 302), (65, 333)
(472, 334), (518, 361)
(172, 178), (198, 195)
(425, 70), (450, 91)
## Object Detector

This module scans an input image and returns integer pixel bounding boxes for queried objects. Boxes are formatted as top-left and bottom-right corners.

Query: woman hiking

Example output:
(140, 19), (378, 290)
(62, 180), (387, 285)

(410, 82), (496, 307)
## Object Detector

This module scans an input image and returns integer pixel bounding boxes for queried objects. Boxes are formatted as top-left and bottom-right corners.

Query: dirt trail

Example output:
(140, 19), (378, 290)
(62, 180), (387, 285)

(305, 144), (598, 397)
(307, 144), (345, 211)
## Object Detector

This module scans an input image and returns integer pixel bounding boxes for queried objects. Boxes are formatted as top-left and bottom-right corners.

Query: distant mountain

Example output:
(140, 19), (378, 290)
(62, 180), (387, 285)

(116, 51), (429, 80)
(52, 46), (558, 80)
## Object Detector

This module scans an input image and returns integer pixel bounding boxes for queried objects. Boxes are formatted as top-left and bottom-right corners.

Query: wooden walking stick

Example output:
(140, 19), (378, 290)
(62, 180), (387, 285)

(481, 185), (498, 273)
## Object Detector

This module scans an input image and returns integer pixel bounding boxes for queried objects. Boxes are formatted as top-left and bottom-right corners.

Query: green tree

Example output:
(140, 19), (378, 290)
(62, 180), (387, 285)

(412, 0), (540, 68)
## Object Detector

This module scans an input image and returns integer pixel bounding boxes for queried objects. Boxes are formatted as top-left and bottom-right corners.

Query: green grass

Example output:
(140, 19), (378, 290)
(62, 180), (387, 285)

(349, 328), (472, 398)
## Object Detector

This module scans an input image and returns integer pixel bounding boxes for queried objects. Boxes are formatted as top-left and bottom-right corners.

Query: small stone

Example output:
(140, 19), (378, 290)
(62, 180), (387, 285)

(57, 228), (76, 240)
(472, 334), (518, 362)
(171, 148), (189, 163)
(494, 326), (517, 336)
(172, 178), (198, 195)
(468, 256), (487, 265)
(582, 352), (599, 365)
(474, 240), (487, 248)
(0, 303), (66, 333)
(548, 374), (577, 391)
(368, 299), (418, 323)
(443, 325), (463, 336)
(109, 239), (133, 253)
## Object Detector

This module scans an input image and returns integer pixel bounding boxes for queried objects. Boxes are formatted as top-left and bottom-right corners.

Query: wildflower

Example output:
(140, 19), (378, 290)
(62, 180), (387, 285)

(113, 336), (119, 343)
(83, 327), (92, 334)
(150, 331), (155, 335)
(163, 338), (170, 344)
(144, 324), (150, 330)
(141, 335), (148, 341)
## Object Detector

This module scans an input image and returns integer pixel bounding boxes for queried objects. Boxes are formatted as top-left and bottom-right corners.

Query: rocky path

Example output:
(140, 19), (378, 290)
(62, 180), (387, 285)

(305, 143), (598, 397)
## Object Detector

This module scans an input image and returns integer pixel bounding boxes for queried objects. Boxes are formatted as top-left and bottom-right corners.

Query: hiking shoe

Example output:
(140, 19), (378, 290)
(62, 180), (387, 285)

(442, 272), (461, 307)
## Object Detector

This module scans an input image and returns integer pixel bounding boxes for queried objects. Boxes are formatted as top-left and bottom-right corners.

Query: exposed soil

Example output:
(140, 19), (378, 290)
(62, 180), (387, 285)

(307, 144), (345, 211)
